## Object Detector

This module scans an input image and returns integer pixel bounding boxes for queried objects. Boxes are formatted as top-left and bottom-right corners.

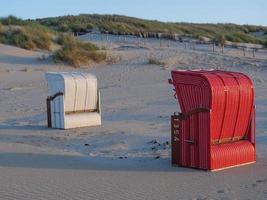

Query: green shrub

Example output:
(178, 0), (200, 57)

(0, 22), (3, 33)
(0, 24), (53, 50)
(213, 34), (226, 46)
(53, 34), (106, 67)
(0, 28), (35, 49)
(0, 15), (26, 25)
(24, 24), (53, 50)
(58, 23), (70, 32)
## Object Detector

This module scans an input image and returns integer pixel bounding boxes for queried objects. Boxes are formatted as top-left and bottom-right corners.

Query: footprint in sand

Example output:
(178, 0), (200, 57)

(256, 178), (267, 184)
(252, 183), (257, 188)
(217, 188), (231, 195)
(195, 196), (208, 200)
(251, 178), (267, 188)
(217, 189), (225, 194)
(19, 68), (32, 72)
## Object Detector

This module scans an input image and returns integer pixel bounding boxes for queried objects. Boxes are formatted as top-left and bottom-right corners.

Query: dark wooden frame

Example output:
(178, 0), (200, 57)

(46, 92), (64, 128)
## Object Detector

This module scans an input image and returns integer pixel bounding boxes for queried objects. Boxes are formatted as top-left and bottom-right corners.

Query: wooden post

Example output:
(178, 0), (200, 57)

(185, 43), (187, 49)
(243, 47), (246, 56)
(221, 45), (224, 54)
(252, 48), (255, 57)
(46, 97), (51, 128)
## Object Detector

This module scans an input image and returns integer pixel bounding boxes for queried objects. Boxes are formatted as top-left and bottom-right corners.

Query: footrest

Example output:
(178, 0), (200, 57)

(211, 140), (255, 170)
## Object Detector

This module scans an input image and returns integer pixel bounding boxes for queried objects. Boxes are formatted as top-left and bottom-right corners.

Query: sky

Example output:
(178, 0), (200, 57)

(0, 0), (266, 26)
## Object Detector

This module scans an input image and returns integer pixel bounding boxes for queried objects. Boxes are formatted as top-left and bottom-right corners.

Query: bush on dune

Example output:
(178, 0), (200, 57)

(53, 34), (106, 67)
(24, 24), (53, 50)
(0, 28), (35, 49)
(0, 23), (53, 50)
(213, 34), (226, 46)
(0, 15), (27, 26)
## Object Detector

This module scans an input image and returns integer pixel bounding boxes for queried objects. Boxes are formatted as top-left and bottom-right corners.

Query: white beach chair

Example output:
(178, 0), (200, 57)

(45, 72), (101, 129)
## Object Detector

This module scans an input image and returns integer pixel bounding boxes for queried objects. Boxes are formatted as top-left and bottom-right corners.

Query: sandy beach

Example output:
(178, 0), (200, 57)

(0, 36), (267, 200)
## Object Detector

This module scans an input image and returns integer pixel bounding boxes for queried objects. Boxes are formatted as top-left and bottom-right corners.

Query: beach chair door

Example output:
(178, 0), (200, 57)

(171, 112), (200, 168)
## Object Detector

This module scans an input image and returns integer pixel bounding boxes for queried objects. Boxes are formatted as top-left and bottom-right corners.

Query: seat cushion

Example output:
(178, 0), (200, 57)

(211, 140), (255, 170)
(64, 112), (101, 129)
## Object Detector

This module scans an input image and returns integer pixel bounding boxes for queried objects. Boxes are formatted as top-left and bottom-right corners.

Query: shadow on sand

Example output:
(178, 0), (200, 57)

(0, 152), (204, 173)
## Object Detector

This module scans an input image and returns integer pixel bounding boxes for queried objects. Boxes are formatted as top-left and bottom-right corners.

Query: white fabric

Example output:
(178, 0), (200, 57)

(45, 72), (101, 129)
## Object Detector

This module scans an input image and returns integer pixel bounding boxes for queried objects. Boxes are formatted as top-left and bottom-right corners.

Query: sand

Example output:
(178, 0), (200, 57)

(0, 36), (267, 200)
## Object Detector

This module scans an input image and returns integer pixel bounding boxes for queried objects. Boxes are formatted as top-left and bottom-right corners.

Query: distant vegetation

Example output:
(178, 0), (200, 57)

(0, 15), (267, 66)
(35, 14), (267, 45)
(0, 15), (27, 26)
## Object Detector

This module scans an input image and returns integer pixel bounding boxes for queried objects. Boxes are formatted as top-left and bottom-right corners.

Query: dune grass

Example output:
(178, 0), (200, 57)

(0, 23), (53, 50)
(2, 15), (267, 45)
(0, 16), (108, 67)
(36, 14), (267, 45)
(0, 28), (35, 49)
(0, 15), (27, 26)
(53, 34), (107, 67)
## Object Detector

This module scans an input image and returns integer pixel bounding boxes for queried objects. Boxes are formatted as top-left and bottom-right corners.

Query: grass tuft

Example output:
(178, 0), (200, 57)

(148, 58), (165, 66)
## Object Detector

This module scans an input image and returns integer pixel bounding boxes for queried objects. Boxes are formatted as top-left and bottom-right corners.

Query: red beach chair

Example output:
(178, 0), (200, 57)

(169, 70), (256, 171)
